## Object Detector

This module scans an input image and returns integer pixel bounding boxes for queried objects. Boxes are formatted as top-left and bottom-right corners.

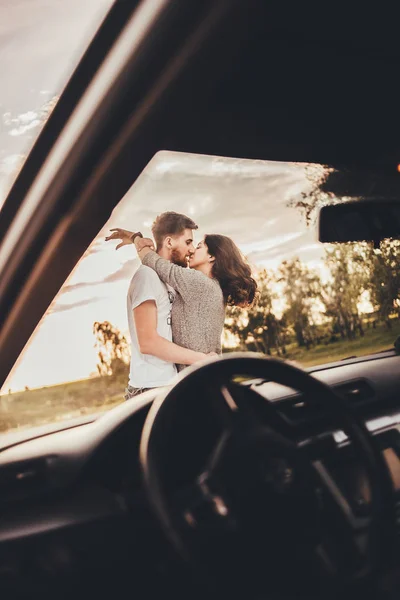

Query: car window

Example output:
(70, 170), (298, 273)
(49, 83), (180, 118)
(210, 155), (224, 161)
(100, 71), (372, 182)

(0, 0), (114, 212)
(1, 151), (399, 433)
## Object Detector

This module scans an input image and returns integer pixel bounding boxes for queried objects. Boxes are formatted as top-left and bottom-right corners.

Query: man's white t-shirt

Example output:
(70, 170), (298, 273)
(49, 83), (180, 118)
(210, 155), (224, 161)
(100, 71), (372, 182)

(127, 265), (177, 388)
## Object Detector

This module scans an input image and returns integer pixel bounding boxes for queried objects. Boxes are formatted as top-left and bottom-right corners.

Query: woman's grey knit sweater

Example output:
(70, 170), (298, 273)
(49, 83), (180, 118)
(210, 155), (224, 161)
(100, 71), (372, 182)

(142, 251), (225, 369)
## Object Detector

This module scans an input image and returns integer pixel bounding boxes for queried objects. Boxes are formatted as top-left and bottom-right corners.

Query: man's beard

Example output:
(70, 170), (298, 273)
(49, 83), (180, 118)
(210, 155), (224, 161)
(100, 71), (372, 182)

(171, 248), (188, 267)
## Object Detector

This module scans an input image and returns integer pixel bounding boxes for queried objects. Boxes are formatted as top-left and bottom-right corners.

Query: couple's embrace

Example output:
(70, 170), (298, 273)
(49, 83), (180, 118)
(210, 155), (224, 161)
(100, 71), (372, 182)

(106, 212), (257, 399)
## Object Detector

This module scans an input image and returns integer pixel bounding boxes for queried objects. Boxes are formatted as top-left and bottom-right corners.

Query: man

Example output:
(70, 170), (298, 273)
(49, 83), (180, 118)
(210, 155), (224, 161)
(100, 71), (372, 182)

(106, 212), (210, 399)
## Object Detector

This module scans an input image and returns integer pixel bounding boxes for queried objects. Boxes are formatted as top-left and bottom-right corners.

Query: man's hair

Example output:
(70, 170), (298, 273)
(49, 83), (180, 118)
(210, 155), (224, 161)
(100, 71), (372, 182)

(151, 212), (198, 249)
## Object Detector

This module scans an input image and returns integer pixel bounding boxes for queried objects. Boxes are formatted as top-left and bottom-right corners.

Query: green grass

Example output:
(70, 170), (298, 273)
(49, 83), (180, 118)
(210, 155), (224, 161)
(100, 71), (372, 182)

(286, 320), (400, 367)
(0, 375), (126, 434)
(1, 320), (399, 434)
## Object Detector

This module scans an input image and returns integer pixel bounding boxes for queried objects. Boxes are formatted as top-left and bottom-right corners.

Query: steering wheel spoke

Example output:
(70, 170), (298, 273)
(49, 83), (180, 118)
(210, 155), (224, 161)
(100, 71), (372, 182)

(311, 459), (374, 577)
(312, 461), (368, 530)
(218, 381), (296, 440)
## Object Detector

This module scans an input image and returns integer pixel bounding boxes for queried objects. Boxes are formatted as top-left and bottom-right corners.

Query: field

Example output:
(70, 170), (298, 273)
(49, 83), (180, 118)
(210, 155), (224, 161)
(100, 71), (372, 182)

(284, 319), (400, 367)
(1, 321), (399, 434)
(0, 375), (126, 433)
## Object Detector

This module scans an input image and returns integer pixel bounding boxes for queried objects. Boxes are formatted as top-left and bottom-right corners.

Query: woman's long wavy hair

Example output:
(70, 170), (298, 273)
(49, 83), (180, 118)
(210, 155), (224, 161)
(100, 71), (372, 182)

(204, 234), (257, 307)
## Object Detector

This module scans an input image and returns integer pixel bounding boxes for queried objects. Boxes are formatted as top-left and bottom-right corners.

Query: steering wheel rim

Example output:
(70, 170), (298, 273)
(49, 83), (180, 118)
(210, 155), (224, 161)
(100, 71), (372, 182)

(140, 353), (394, 592)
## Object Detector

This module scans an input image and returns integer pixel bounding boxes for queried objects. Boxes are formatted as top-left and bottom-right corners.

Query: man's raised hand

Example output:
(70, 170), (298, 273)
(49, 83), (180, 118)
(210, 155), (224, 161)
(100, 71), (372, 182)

(105, 228), (135, 250)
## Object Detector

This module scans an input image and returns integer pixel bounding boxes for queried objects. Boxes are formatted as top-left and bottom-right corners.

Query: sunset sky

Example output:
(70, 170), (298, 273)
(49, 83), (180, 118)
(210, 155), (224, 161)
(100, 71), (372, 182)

(3, 152), (324, 392)
(0, 1), (326, 393)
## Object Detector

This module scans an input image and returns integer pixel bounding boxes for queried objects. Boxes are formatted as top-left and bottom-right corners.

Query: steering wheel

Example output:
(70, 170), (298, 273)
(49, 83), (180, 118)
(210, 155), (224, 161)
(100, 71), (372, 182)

(140, 354), (394, 598)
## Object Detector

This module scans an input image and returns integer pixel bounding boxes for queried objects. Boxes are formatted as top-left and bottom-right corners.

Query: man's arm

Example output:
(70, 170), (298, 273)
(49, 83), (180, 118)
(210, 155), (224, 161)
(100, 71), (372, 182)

(134, 300), (207, 365)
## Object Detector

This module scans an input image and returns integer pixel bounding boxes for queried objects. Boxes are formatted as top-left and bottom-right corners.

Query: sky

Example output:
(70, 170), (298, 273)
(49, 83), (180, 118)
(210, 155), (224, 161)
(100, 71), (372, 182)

(0, 0), (114, 206)
(0, 0), (328, 393)
(2, 152), (326, 392)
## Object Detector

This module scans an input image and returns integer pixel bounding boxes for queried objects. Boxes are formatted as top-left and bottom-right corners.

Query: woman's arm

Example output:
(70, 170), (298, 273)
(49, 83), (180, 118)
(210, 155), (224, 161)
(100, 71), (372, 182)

(138, 246), (201, 298)
(136, 244), (203, 300)
(105, 229), (205, 298)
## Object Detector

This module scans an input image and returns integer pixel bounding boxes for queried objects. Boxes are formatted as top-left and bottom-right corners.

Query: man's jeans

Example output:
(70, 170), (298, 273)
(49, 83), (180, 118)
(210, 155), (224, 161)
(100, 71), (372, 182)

(124, 385), (151, 401)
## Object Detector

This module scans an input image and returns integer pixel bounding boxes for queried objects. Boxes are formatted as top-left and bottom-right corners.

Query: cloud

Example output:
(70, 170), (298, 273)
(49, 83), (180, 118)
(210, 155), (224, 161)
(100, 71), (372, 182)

(61, 259), (138, 295)
(80, 238), (104, 258)
(0, 153), (24, 171)
(61, 281), (93, 295)
(50, 297), (102, 314)
(102, 259), (138, 283)
(3, 96), (60, 138)
(246, 232), (310, 263)
(242, 232), (305, 256)
(3, 110), (41, 136)
(9, 121), (41, 137)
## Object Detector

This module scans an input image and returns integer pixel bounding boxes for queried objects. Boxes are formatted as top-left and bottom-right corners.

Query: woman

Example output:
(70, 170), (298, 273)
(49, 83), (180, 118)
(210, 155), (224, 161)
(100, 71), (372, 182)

(110, 229), (257, 370)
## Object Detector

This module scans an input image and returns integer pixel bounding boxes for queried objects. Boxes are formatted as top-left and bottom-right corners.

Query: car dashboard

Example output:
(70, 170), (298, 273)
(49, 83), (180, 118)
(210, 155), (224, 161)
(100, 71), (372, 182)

(1, 351), (400, 598)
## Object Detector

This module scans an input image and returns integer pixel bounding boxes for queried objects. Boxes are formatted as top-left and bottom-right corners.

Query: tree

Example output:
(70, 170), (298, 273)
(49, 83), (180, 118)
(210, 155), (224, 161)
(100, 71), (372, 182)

(93, 321), (130, 377)
(289, 163), (400, 332)
(364, 239), (400, 328)
(224, 270), (286, 356)
(279, 258), (322, 349)
(289, 165), (400, 225)
(288, 164), (336, 225)
(321, 244), (369, 340)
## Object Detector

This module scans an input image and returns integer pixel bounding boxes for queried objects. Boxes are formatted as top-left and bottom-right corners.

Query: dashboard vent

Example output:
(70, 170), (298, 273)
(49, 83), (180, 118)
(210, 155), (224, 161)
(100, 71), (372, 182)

(334, 379), (375, 405)
(0, 457), (49, 500)
(278, 379), (375, 425)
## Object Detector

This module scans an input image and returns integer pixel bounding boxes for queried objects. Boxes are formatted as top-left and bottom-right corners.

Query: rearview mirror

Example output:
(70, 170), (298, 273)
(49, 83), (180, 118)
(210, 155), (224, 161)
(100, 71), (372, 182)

(318, 199), (400, 245)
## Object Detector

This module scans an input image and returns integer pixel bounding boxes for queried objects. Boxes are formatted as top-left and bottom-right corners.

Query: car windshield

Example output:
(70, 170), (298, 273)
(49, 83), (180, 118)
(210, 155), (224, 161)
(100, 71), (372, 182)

(0, 0), (114, 212)
(1, 152), (399, 434)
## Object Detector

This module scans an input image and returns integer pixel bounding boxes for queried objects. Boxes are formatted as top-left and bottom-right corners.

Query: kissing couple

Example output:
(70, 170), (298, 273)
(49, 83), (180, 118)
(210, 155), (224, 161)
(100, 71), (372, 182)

(106, 211), (257, 399)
